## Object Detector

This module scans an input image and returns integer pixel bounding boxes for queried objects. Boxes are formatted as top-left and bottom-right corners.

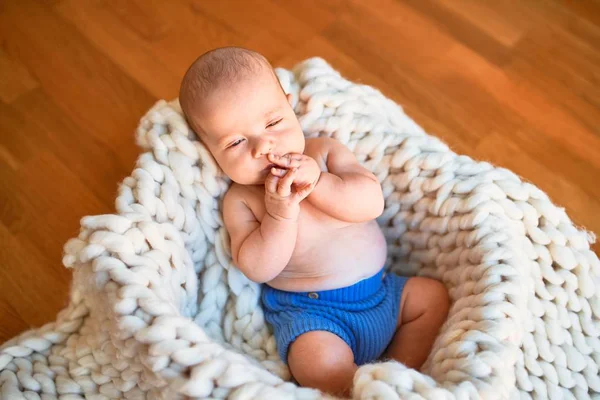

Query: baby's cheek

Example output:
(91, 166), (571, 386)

(214, 158), (236, 181)
(227, 166), (260, 185)
(289, 130), (305, 153)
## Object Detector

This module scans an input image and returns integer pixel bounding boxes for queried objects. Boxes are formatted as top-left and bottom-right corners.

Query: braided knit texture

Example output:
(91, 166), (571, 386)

(1, 58), (599, 400)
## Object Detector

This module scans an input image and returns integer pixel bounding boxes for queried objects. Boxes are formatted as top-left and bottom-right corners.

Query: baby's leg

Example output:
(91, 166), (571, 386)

(288, 331), (357, 397)
(385, 277), (450, 369)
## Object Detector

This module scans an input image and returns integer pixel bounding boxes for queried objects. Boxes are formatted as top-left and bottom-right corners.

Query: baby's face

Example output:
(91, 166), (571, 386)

(190, 68), (305, 185)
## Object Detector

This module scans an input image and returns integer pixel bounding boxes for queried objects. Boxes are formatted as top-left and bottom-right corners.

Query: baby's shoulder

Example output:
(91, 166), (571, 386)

(305, 136), (348, 157)
(224, 182), (252, 202)
(305, 136), (333, 152)
(223, 182), (263, 210)
(304, 137), (338, 167)
(223, 183), (267, 226)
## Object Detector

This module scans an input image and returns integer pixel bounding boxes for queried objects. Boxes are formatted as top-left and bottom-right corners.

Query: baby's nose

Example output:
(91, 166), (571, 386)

(253, 138), (274, 158)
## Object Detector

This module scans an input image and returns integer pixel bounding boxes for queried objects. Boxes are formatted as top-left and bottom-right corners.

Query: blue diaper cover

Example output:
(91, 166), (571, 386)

(261, 268), (408, 365)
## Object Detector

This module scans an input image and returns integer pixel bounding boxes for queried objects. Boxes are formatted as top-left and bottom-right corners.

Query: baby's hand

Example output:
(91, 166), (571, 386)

(267, 153), (321, 196)
(264, 168), (312, 221)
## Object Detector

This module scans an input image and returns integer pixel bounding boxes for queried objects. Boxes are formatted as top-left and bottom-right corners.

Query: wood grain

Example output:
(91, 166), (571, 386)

(1, 0), (599, 344)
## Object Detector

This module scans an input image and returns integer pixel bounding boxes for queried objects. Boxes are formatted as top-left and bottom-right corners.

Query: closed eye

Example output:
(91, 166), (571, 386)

(228, 139), (244, 148)
(266, 118), (282, 128)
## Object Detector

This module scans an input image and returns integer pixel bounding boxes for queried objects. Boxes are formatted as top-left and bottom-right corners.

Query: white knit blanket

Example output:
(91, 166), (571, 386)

(1, 58), (599, 400)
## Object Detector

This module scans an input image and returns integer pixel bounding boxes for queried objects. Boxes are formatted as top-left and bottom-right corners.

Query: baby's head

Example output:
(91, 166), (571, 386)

(179, 47), (305, 186)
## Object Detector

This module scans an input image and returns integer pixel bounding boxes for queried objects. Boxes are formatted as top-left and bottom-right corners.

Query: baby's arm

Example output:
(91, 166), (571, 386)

(223, 181), (299, 284)
(307, 138), (384, 223)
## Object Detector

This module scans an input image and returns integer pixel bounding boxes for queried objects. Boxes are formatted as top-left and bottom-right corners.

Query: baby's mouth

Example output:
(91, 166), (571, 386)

(264, 163), (277, 171)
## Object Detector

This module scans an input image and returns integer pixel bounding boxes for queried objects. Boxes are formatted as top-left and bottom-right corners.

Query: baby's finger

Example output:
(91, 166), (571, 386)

(277, 168), (297, 197)
(265, 174), (280, 194)
(270, 167), (287, 177)
(269, 153), (301, 169)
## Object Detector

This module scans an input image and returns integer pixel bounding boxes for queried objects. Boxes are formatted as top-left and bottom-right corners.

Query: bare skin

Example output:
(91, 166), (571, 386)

(225, 138), (388, 292)
(227, 151), (449, 397)
(181, 52), (450, 397)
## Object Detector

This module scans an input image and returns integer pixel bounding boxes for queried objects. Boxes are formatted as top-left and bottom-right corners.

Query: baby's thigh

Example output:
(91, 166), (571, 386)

(396, 276), (449, 328)
(288, 331), (355, 377)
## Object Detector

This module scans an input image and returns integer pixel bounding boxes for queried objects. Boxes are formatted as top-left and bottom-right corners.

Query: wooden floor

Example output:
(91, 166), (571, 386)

(1, 0), (599, 344)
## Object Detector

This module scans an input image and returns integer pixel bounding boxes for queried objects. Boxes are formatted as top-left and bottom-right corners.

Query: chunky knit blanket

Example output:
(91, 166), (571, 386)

(1, 58), (599, 400)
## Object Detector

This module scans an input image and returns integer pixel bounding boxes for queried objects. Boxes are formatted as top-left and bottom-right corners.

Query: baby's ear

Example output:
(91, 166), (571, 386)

(286, 93), (293, 105)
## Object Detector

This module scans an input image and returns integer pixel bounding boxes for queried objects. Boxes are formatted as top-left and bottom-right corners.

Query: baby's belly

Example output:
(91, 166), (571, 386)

(266, 220), (388, 292)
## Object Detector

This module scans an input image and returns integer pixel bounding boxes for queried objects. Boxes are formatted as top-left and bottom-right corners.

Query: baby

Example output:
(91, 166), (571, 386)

(179, 47), (449, 396)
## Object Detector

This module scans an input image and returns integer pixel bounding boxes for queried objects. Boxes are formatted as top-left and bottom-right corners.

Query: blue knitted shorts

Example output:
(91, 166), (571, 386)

(261, 268), (408, 365)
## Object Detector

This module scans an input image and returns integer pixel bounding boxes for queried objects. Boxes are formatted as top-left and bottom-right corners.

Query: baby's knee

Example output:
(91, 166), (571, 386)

(287, 331), (356, 392)
(403, 277), (450, 320)
(426, 278), (450, 313)
(288, 331), (354, 370)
